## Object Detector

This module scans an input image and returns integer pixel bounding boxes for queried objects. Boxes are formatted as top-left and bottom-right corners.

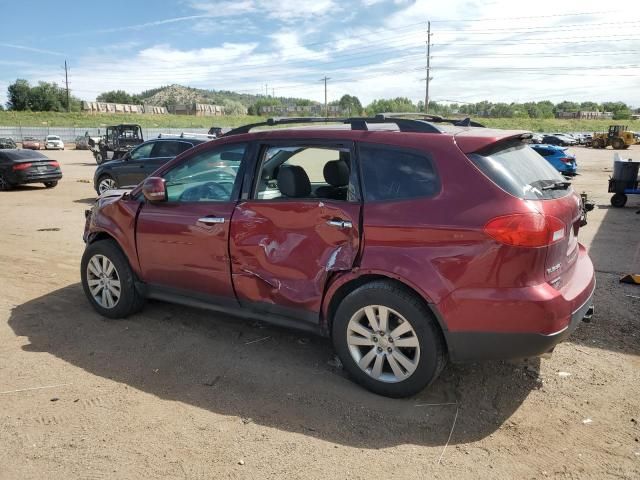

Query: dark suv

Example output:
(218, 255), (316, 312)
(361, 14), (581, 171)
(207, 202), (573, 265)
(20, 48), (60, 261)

(93, 136), (206, 194)
(81, 115), (595, 397)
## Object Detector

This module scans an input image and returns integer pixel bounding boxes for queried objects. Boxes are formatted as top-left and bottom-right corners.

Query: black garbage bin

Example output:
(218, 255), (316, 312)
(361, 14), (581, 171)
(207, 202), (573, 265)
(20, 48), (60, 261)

(612, 160), (640, 182)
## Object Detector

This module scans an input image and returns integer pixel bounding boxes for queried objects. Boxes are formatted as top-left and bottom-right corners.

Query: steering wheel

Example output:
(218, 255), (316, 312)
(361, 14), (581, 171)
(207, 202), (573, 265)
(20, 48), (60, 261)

(179, 182), (231, 202)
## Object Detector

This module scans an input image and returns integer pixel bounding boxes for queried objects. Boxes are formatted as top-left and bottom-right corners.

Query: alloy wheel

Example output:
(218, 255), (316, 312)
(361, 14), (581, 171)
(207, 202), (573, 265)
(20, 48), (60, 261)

(86, 254), (121, 309)
(346, 305), (420, 383)
(98, 177), (116, 194)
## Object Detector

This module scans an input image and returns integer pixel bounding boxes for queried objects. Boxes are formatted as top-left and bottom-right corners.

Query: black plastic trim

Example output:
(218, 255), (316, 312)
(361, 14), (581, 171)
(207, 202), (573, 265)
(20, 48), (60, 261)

(146, 285), (323, 336)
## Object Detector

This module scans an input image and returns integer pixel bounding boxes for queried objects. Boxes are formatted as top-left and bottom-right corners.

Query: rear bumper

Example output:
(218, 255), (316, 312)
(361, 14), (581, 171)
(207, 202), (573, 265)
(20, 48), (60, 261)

(12, 170), (62, 184)
(446, 287), (594, 361)
(438, 244), (596, 362)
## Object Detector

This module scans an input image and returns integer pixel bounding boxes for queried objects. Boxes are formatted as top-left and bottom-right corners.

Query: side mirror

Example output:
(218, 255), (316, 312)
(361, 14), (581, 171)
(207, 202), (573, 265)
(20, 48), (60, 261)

(142, 177), (167, 202)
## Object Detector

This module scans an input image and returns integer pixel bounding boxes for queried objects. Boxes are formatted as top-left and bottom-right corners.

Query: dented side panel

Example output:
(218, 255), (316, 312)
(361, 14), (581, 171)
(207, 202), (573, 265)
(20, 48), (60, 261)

(229, 200), (361, 315)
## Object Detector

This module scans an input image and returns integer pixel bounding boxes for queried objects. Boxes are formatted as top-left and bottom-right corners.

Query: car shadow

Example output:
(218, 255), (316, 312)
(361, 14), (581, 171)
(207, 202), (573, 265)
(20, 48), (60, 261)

(8, 283), (541, 448)
(569, 197), (640, 356)
(73, 197), (97, 205)
(4, 185), (47, 192)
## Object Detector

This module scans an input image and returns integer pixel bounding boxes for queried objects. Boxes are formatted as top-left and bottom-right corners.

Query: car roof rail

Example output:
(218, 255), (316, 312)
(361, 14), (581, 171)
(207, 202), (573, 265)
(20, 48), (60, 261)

(157, 132), (217, 139)
(376, 112), (486, 128)
(224, 115), (460, 136)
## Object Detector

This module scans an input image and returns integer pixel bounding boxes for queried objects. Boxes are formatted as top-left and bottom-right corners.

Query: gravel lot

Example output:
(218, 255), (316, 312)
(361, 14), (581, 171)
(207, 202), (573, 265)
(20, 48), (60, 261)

(0, 145), (639, 479)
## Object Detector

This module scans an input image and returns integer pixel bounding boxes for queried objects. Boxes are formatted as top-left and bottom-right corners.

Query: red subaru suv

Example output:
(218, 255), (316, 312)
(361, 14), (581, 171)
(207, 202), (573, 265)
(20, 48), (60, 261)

(81, 115), (595, 397)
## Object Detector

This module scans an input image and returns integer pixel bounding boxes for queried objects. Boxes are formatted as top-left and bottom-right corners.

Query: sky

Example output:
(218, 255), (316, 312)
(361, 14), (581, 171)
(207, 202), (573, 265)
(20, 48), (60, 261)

(1, 0), (639, 107)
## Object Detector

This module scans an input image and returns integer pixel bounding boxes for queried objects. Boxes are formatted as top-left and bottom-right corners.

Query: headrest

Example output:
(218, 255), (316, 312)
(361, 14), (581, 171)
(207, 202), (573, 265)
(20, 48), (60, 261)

(323, 160), (350, 187)
(278, 165), (311, 198)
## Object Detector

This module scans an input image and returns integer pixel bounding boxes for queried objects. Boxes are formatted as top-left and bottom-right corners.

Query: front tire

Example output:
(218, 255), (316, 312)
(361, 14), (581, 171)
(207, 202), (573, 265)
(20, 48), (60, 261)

(332, 281), (447, 397)
(81, 239), (144, 319)
(44, 181), (58, 188)
(97, 175), (117, 195)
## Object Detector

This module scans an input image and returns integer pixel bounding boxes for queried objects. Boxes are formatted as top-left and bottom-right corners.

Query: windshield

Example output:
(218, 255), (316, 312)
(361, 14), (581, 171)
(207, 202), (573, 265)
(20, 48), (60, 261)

(47, 136), (61, 140)
(468, 142), (570, 200)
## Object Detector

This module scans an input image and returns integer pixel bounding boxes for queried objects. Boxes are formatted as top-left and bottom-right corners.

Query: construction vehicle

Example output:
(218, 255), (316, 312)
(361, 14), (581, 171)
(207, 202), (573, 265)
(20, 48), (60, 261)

(589, 125), (635, 150)
(89, 124), (144, 164)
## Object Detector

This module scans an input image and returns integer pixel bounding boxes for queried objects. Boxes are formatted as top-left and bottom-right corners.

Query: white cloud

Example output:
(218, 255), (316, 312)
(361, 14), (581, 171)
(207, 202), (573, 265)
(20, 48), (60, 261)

(0, 43), (64, 56)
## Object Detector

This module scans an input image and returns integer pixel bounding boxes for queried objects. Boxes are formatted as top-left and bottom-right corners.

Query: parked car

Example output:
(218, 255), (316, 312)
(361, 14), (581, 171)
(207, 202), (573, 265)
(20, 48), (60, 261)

(0, 149), (62, 190)
(21, 137), (41, 150)
(0, 137), (17, 149)
(541, 134), (576, 146)
(530, 144), (577, 176)
(44, 135), (64, 150)
(93, 136), (206, 194)
(75, 136), (91, 150)
(81, 116), (595, 397)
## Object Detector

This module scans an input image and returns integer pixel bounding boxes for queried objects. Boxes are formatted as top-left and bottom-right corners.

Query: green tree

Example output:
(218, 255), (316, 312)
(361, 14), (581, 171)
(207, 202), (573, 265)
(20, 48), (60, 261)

(366, 97), (417, 115)
(554, 101), (580, 114)
(579, 101), (600, 111)
(338, 94), (363, 115)
(96, 90), (141, 104)
(221, 98), (246, 115)
(7, 79), (31, 110)
(601, 101), (631, 120)
(29, 82), (65, 111)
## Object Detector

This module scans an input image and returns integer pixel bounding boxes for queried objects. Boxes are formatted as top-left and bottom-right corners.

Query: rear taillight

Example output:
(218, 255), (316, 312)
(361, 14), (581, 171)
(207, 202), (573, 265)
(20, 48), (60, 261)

(12, 162), (32, 171)
(48, 161), (60, 167)
(560, 157), (574, 164)
(484, 213), (566, 247)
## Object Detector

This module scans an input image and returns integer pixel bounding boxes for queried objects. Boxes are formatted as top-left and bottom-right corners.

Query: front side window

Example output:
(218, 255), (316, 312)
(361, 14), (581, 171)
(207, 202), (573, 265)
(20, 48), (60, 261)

(163, 143), (245, 202)
(129, 142), (154, 160)
(359, 144), (439, 202)
(254, 145), (357, 201)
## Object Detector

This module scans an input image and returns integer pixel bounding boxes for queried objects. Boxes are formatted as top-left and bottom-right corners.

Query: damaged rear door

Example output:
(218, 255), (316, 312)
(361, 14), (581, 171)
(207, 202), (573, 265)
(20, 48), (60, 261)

(229, 140), (361, 325)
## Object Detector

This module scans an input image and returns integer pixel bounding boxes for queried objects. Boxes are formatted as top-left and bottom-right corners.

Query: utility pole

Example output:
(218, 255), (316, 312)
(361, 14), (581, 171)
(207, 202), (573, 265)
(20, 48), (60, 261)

(265, 83), (268, 96)
(321, 76), (330, 117)
(64, 60), (70, 112)
(425, 21), (431, 114)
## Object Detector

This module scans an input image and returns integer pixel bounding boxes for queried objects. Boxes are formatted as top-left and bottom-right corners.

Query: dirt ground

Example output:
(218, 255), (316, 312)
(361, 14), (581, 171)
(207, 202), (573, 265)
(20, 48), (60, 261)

(0, 144), (639, 480)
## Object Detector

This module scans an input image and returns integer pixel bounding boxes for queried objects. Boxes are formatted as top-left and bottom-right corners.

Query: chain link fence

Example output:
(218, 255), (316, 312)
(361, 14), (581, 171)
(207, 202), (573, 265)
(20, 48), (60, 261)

(0, 126), (211, 145)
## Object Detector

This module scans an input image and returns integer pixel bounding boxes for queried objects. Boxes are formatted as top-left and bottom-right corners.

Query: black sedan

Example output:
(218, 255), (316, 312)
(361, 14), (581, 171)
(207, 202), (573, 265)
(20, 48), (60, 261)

(93, 137), (206, 194)
(0, 149), (62, 190)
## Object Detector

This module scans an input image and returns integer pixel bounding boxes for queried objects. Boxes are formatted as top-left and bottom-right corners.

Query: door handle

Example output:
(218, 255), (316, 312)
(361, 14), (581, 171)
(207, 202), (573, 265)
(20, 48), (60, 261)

(198, 216), (225, 225)
(327, 219), (352, 229)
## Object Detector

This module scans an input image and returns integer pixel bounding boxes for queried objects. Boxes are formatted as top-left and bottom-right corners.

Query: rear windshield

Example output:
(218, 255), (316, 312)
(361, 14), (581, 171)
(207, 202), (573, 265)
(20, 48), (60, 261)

(468, 142), (570, 200)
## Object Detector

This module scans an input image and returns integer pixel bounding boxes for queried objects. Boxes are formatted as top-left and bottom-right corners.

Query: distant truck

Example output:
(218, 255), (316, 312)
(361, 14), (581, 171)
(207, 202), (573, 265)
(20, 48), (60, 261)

(89, 124), (144, 164)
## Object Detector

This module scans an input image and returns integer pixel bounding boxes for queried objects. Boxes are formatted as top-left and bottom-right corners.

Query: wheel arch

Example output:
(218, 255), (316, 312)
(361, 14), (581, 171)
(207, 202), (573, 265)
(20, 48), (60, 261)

(322, 271), (450, 352)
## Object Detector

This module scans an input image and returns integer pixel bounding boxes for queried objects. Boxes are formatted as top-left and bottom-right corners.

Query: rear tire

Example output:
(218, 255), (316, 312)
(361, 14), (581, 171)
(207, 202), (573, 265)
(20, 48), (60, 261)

(44, 181), (58, 188)
(611, 193), (628, 208)
(81, 239), (144, 319)
(332, 281), (447, 398)
(0, 173), (14, 191)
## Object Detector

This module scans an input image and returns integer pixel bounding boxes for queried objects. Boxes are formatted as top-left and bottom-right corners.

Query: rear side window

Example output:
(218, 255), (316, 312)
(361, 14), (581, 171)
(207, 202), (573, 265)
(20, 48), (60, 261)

(359, 144), (439, 201)
(151, 141), (186, 158)
(468, 142), (569, 200)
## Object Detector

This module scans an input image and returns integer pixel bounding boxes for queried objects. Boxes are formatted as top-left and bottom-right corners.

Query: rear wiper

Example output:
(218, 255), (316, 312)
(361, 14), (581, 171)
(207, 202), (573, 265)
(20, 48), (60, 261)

(540, 181), (571, 191)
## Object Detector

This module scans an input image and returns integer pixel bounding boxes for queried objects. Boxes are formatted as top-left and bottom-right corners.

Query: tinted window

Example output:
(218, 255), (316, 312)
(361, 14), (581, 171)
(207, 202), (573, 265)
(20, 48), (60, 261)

(130, 142), (154, 160)
(359, 145), (439, 201)
(163, 144), (246, 202)
(151, 141), (189, 158)
(468, 142), (569, 200)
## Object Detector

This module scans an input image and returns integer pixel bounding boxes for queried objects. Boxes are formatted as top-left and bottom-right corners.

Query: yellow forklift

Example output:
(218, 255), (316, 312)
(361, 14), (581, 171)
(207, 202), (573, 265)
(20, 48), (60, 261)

(590, 125), (635, 149)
